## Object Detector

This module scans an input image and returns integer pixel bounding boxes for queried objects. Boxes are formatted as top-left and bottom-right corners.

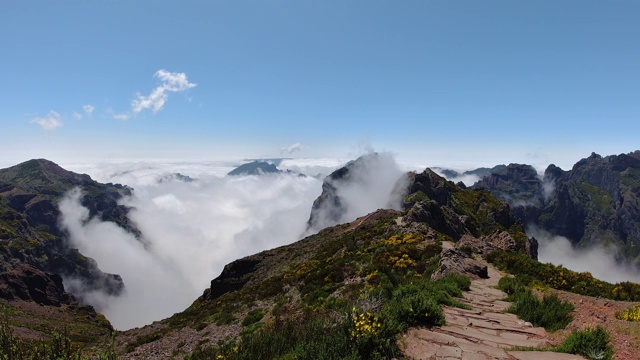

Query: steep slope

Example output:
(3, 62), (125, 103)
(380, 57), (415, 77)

(0, 159), (141, 347)
(0, 159), (137, 294)
(118, 168), (536, 359)
(474, 151), (640, 260)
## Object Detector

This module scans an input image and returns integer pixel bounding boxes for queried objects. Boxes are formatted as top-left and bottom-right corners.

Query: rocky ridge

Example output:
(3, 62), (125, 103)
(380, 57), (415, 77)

(473, 151), (640, 261)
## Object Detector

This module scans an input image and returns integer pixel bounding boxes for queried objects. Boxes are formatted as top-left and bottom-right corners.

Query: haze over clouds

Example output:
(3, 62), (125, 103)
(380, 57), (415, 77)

(57, 154), (411, 329)
(530, 227), (640, 284)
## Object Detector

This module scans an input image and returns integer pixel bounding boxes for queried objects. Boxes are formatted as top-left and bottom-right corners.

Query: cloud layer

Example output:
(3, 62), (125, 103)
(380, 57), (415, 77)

(57, 155), (414, 329)
(59, 169), (321, 329)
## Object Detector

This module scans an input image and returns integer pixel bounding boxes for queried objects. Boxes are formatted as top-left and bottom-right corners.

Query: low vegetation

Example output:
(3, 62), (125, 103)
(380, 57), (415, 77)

(488, 250), (640, 301)
(616, 304), (640, 322)
(0, 316), (117, 360)
(498, 277), (574, 331)
(185, 274), (470, 360)
(554, 326), (614, 360)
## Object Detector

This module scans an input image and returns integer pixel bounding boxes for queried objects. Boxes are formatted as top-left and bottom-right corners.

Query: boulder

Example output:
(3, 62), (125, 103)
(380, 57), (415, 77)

(431, 249), (488, 280)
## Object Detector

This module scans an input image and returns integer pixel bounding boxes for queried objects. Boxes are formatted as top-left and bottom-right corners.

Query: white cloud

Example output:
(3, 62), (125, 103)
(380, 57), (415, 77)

(73, 111), (82, 120)
(113, 112), (130, 121)
(131, 69), (196, 115)
(30, 111), (63, 131)
(83, 104), (95, 116)
(281, 143), (303, 154)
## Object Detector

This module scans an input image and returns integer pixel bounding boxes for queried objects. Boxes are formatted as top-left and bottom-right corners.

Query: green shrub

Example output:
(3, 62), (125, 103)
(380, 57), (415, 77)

(554, 326), (613, 360)
(499, 276), (574, 332)
(242, 309), (266, 327)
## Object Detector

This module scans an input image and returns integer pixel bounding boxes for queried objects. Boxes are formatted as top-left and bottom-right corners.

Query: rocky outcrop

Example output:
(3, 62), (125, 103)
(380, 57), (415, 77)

(205, 257), (262, 300)
(0, 159), (135, 298)
(456, 231), (538, 260)
(0, 264), (77, 306)
(431, 248), (488, 280)
(474, 151), (640, 261)
(401, 169), (533, 249)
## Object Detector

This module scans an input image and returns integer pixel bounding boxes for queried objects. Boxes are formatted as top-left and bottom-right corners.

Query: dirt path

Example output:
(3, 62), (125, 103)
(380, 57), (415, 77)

(400, 265), (587, 360)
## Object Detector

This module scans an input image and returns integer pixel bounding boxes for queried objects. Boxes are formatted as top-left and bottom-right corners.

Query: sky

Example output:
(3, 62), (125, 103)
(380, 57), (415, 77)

(2, 1), (640, 170)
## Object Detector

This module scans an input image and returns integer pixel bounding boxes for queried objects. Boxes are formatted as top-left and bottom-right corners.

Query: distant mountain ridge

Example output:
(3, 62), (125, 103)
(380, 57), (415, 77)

(473, 151), (640, 261)
(228, 161), (281, 176)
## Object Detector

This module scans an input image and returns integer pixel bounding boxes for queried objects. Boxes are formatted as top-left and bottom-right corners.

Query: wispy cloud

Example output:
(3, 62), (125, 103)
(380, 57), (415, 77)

(30, 111), (63, 131)
(281, 142), (303, 154)
(113, 112), (130, 121)
(83, 104), (95, 116)
(72, 104), (96, 120)
(131, 69), (196, 115)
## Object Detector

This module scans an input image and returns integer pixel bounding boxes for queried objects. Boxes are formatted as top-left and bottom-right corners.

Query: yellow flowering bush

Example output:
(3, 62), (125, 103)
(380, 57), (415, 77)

(350, 308), (382, 340)
(616, 304), (640, 322)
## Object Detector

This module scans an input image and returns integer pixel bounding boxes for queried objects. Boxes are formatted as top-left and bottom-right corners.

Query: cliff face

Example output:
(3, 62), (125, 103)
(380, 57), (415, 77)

(0, 159), (138, 297)
(474, 151), (640, 260)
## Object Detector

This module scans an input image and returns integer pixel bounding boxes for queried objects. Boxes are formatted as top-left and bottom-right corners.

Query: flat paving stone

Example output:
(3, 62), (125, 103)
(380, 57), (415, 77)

(508, 351), (587, 360)
(436, 345), (462, 358)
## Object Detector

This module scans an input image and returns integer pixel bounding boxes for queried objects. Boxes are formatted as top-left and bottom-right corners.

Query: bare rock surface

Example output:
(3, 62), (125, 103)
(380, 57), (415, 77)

(401, 264), (587, 360)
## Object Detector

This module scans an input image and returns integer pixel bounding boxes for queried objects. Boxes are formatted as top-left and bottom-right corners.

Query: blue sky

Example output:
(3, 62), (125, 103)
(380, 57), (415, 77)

(2, 1), (639, 169)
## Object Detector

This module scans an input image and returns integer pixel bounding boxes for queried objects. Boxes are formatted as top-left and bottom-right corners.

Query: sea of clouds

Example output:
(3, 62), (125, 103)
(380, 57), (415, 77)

(55, 155), (640, 330)
(59, 155), (404, 329)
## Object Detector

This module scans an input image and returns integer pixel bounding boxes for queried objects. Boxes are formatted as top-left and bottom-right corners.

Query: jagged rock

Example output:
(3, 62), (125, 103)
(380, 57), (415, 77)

(431, 249), (488, 280)
(526, 236), (539, 259)
(0, 264), (77, 306)
(306, 153), (404, 231)
(206, 258), (262, 300)
(483, 230), (516, 251)
(456, 231), (539, 260)
(474, 150), (640, 262)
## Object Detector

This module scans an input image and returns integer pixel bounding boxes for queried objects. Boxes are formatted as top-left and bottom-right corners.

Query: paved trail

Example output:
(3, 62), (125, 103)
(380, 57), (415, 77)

(400, 264), (586, 360)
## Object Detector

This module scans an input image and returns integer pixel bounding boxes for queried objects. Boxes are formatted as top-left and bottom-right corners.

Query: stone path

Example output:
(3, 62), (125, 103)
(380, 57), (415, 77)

(400, 264), (587, 360)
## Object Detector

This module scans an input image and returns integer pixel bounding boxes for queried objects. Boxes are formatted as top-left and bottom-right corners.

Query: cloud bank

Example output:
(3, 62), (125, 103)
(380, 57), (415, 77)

(59, 170), (320, 329)
(530, 227), (639, 284)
